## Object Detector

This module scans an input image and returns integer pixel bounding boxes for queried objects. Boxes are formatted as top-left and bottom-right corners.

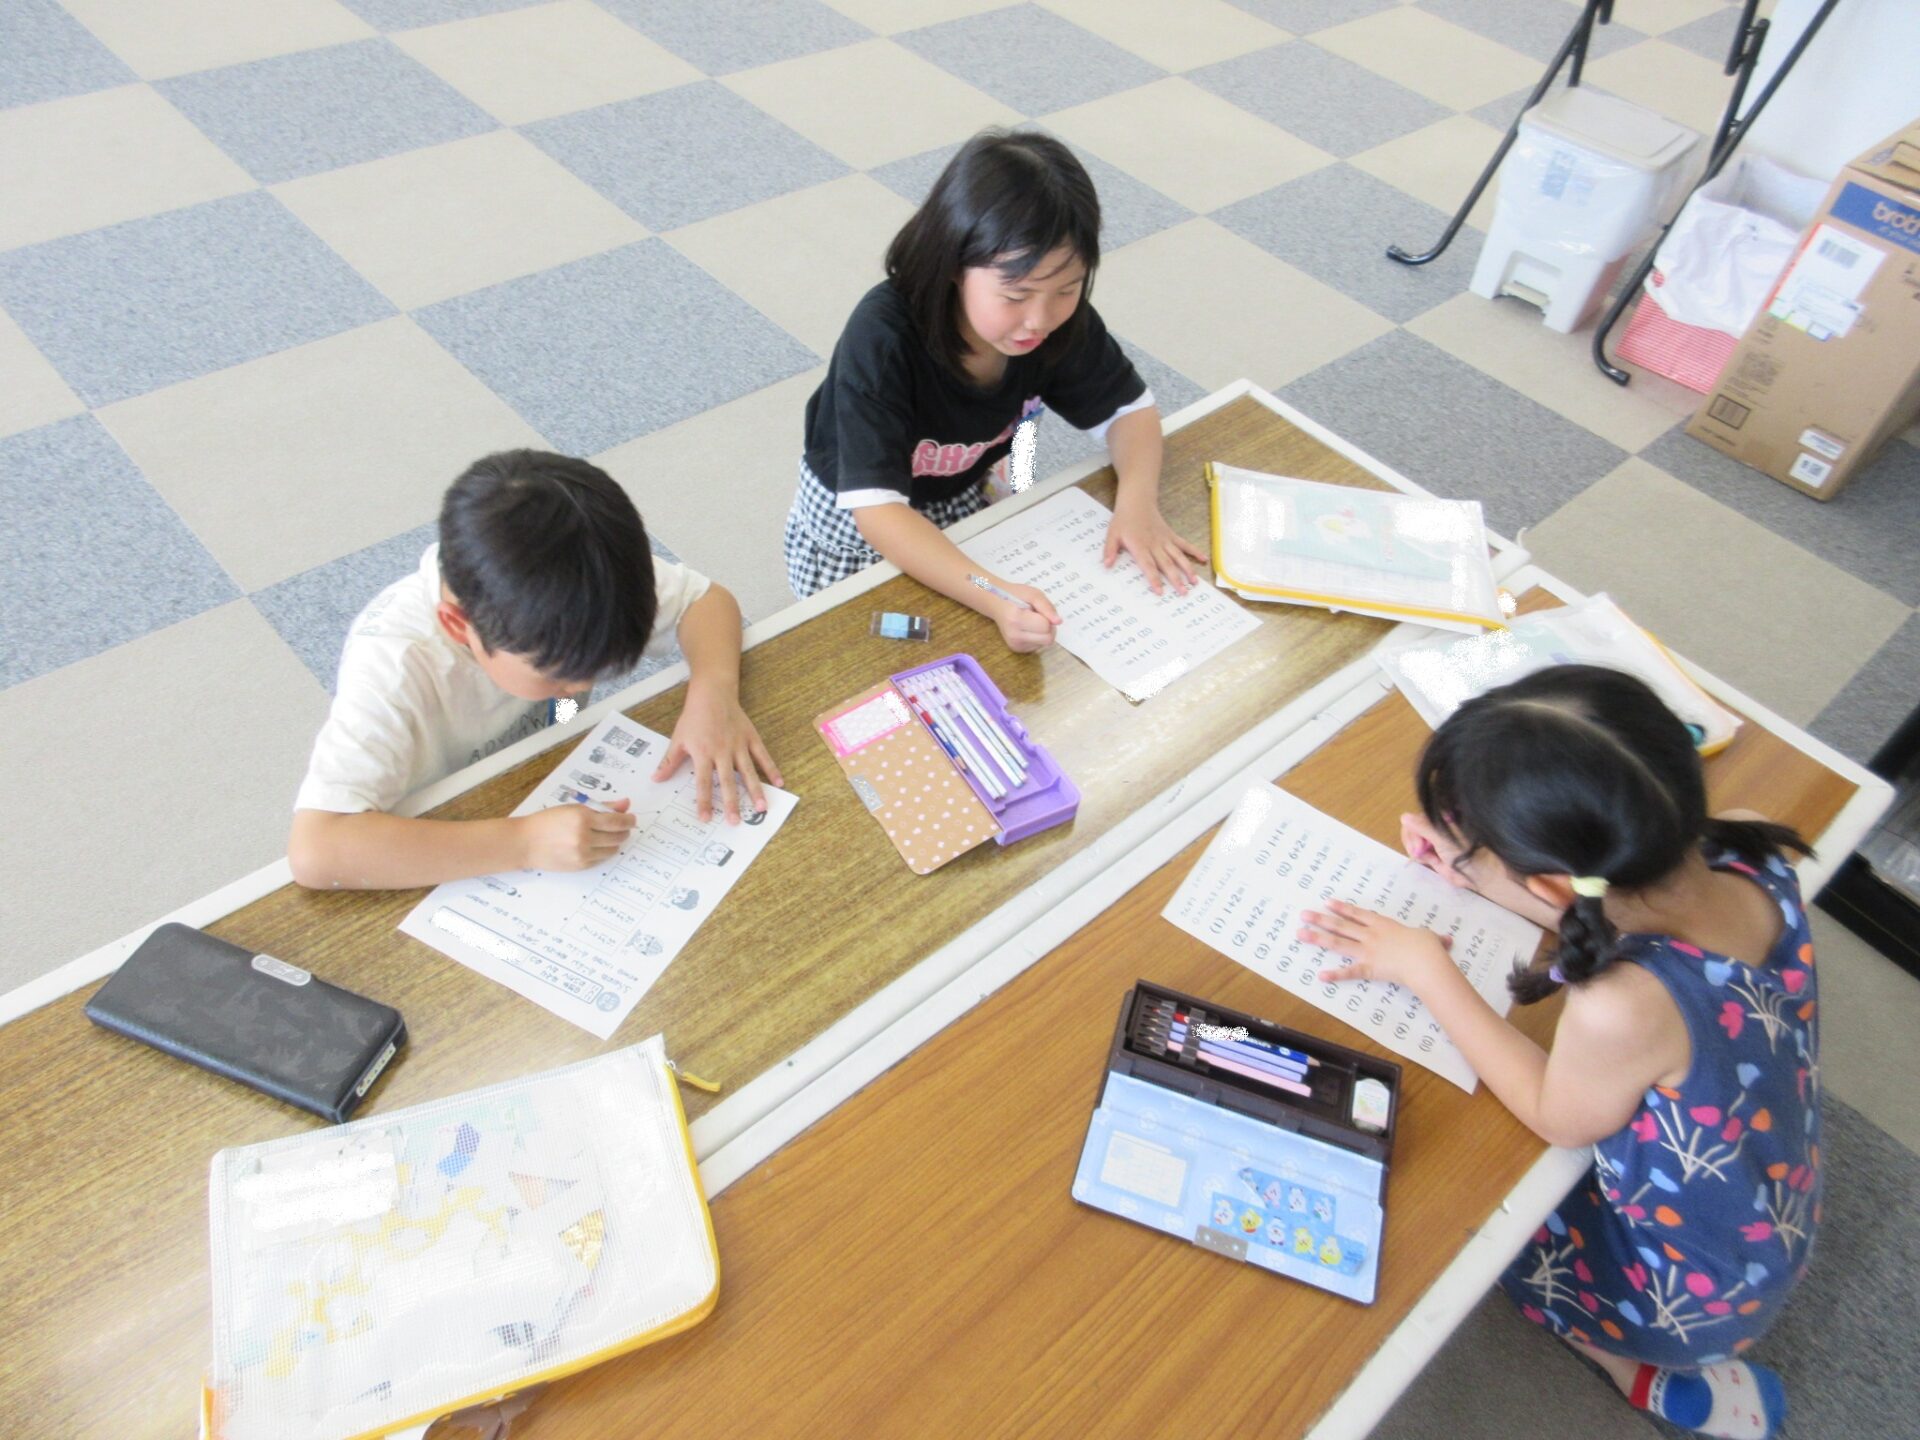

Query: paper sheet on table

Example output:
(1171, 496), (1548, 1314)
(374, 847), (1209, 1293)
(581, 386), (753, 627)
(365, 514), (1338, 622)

(400, 714), (796, 1039)
(959, 487), (1260, 701)
(1161, 784), (1543, 1092)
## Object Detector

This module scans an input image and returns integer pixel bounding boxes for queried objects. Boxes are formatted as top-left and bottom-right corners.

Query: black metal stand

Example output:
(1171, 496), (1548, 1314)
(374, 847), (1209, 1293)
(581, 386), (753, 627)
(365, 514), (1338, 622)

(1386, 0), (1848, 387)
(1385, 0), (1616, 267)
(1590, 0), (1842, 383)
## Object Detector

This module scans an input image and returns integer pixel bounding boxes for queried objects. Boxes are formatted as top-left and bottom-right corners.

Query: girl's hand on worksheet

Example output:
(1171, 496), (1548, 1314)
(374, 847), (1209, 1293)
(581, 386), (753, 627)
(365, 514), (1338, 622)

(520, 798), (635, 871)
(1400, 812), (1471, 888)
(1103, 495), (1207, 597)
(995, 583), (1060, 654)
(1302, 900), (1455, 991)
(656, 684), (782, 824)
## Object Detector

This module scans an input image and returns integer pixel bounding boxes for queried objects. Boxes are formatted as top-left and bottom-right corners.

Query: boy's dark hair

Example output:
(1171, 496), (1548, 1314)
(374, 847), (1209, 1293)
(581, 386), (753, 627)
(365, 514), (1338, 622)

(885, 128), (1102, 379)
(438, 450), (656, 681)
(1415, 665), (1811, 1005)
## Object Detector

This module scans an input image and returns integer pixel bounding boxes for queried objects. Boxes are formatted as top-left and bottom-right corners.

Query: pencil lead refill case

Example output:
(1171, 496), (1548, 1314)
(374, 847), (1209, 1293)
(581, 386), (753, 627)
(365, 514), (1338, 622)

(85, 922), (406, 1123)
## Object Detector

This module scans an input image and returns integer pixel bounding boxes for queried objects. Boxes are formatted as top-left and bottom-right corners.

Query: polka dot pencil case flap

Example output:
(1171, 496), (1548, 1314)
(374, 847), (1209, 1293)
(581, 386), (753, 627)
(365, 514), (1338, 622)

(815, 679), (1002, 875)
(202, 1035), (719, 1440)
(814, 654), (1079, 874)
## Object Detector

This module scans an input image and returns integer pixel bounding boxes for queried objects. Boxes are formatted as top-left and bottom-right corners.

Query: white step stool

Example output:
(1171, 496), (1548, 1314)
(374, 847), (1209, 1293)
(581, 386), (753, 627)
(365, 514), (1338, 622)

(1473, 88), (1700, 333)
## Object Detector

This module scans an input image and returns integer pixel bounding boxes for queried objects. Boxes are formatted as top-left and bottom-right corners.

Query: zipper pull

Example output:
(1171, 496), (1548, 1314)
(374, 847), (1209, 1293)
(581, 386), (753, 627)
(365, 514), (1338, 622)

(665, 1058), (722, 1093)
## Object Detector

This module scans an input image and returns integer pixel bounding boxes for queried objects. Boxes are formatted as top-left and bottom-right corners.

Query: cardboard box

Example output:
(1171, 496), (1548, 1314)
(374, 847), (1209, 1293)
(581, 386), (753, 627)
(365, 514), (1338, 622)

(1687, 118), (1920, 500)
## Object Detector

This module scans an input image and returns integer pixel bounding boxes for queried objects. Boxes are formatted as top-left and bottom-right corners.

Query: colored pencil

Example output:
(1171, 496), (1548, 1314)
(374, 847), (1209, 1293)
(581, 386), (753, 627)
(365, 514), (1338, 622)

(936, 669), (1029, 775)
(1162, 1037), (1313, 1099)
(938, 675), (1028, 776)
(908, 695), (1002, 799)
(1166, 1021), (1308, 1077)
(1170, 1008), (1319, 1069)
(938, 692), (1022, 791)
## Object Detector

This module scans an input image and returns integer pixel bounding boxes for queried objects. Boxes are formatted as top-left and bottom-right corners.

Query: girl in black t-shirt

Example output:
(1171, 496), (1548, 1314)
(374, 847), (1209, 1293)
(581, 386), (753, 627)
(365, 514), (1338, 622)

(784, 129), (1207, 652)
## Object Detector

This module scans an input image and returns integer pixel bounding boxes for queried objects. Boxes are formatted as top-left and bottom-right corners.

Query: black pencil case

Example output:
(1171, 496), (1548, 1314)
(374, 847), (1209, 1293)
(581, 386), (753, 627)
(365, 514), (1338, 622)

(85, 922), (405, 1122)
(1072, 980), (1402, 1303)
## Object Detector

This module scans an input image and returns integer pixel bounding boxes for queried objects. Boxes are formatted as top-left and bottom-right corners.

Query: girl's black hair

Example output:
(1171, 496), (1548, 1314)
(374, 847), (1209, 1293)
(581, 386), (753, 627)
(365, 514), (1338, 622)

(885, 128), (1102, 380)
(438, 450), (657, 682)
(1414, 665), (1811, 1004)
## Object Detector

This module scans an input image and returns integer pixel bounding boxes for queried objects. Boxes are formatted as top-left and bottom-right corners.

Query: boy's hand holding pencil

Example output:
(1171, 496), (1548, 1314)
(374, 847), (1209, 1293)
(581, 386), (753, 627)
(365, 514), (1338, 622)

(521, 796), (635, 871)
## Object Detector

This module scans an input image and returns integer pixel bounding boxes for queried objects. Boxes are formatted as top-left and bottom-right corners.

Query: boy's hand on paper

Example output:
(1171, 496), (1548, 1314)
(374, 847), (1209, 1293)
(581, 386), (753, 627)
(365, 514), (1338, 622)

(656, 686), (782, 824)
(1103, 496), (1208, 597)
(1301, 900), (1455, 991)
(520, 798), (635, 870)
(995, 584), (1060, 654)
(1400, 812), (1471, 888)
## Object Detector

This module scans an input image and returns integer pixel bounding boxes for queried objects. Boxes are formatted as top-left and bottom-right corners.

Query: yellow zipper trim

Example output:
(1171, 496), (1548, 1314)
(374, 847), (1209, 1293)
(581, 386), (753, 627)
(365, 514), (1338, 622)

(667, 1059), (723, 1093)
(1205, 463), (1502, 632)
(1639, 626), (1737, 757)
(210, 1057), (723, 1440)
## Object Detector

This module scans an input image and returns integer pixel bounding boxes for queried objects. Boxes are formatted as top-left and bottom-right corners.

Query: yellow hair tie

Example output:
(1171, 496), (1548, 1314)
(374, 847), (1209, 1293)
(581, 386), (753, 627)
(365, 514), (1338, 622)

(1570, 875), (1610, 898)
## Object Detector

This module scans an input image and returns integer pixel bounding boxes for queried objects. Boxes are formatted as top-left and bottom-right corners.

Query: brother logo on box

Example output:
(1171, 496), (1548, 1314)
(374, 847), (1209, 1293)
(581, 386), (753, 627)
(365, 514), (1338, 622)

(1832, 182), (1920, 249)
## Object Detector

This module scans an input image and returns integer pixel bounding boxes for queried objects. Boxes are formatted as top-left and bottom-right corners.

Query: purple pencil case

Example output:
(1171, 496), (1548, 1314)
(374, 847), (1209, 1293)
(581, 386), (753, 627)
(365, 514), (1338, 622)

(890, 654), (1080, 845)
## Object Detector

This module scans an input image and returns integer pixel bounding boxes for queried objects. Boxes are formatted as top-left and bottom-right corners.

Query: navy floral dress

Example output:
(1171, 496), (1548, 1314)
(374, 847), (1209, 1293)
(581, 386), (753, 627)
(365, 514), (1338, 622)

(1501, 848), (1821, 1367)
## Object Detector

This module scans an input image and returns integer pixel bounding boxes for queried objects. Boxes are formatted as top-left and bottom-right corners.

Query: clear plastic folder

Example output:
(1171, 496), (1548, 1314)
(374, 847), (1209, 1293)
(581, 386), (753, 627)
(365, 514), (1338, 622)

(1207, 462), (1503, 633)
(204, 1036), (717, 1440)
(1376, 591), (1740, 755)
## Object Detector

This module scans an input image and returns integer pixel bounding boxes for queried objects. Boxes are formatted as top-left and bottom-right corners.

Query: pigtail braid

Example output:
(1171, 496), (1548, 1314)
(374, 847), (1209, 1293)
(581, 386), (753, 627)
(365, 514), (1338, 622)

(1509, 893), (1621, 1003)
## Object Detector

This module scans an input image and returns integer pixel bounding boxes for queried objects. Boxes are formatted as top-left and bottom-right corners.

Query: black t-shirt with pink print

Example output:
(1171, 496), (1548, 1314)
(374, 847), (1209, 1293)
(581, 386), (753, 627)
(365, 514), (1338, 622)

(802, 281), (1147, 509)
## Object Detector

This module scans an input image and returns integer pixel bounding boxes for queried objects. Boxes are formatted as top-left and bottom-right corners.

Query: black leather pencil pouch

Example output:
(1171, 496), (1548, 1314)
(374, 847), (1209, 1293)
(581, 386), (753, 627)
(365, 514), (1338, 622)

(84, 922), (406, 1122)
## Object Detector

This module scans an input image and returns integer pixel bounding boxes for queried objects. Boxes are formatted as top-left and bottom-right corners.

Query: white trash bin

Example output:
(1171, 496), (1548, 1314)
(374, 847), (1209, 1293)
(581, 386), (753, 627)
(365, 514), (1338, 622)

(1471, 87), (1701, 333)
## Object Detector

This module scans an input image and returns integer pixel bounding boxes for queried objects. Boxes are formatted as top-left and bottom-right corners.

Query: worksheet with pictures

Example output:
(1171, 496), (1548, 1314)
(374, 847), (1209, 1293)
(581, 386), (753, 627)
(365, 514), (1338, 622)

(400, 714), (796, 1039)
(1162, 784), (1543, 1091)
(960, 487), (1260, 701)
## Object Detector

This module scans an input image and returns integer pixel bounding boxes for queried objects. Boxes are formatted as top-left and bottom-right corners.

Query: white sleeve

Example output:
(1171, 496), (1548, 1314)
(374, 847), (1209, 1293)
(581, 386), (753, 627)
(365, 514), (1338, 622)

(835, 485), (912, 510)
(644, 556), (714, 659)
(1086, 386), (1157, 444)
(292, 640), (434, 815)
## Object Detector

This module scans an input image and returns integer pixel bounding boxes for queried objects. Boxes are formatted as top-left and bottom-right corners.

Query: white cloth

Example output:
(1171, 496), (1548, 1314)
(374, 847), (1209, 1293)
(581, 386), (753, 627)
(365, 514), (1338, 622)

(295, 544), (710, 814)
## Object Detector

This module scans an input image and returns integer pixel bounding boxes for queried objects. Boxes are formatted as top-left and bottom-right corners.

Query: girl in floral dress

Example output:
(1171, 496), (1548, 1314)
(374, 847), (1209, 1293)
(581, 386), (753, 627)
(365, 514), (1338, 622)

(1302, 665), (1817, 1440)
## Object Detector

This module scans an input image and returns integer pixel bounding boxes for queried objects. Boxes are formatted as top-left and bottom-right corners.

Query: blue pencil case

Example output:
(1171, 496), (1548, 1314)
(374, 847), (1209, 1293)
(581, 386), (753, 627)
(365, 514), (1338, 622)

(1072, 981), (1401, 1304)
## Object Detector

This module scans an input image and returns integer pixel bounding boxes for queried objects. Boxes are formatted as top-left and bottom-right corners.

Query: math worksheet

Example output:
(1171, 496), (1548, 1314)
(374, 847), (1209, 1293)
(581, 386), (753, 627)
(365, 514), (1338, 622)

(961, 487), (1260, 701)
(400, 714), (796, 1039)
(1162, 784), (1543, 1091)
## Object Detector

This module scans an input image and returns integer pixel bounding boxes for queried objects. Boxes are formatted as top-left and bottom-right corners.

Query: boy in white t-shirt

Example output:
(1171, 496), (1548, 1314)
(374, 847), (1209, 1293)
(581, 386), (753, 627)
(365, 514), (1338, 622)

(288, 451), (781, 890)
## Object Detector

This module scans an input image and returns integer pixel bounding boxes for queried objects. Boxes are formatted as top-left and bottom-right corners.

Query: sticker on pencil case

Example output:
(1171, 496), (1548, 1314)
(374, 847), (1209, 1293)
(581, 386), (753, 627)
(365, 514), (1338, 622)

(821, 690), (913, 755)
(1239, 1167), (1339, 1223)
(1212, 1187), (1367, 1275)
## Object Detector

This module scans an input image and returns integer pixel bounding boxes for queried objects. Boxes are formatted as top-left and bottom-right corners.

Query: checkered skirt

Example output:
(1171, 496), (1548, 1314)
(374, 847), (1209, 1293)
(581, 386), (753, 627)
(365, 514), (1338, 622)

(783, 457), (992, 599)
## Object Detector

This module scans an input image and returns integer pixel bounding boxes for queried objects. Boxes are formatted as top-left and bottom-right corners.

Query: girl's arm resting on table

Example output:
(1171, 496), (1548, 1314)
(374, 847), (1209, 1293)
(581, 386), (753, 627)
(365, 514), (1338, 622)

(1304, 901), (1668, 1149)
(854, 501), (1059, 651)
(1101, 406), (1207, 594)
